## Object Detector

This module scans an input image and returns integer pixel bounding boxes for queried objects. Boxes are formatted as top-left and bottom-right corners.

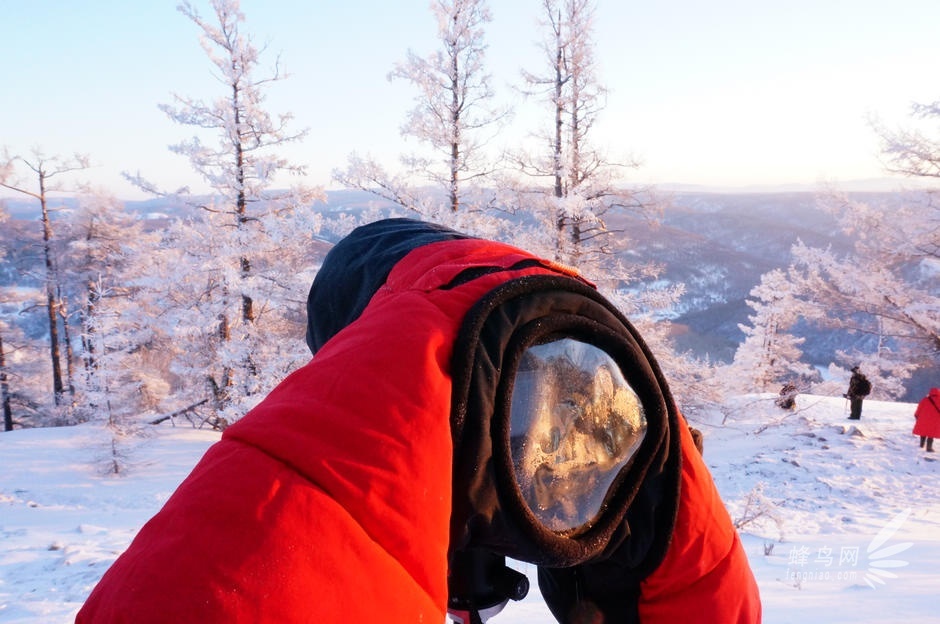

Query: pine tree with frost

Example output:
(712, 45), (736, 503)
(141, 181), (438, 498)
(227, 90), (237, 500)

(0, 148), (89, 410)
(731, 269), (816, 393)
(56, 189), (162, 423)
(0, 202), (54, 428)
(786, 187), (937, 395)
(335, 0), (506, 226)
(502, 0), (676, 323)
(507, 1), (658, 263)
(775, 95), (940, 392)
(126, 0), (323, 424)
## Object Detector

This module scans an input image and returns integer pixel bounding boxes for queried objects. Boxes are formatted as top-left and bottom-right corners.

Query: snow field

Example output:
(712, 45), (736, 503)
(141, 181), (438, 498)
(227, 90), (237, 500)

(1, 394), (938, 623)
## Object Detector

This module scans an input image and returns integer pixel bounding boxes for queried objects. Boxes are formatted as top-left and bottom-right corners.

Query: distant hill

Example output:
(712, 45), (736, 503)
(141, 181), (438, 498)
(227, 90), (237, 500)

(609, 191), (854, 357)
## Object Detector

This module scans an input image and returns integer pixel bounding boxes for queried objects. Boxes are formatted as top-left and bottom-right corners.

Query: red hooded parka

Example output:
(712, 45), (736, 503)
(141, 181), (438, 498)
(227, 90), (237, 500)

(76, 220), (760, 623)
(914, 388), (940, 439)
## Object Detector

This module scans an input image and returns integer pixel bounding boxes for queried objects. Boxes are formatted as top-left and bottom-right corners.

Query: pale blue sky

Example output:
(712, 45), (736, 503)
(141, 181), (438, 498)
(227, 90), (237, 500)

(3, 1), (939, 199)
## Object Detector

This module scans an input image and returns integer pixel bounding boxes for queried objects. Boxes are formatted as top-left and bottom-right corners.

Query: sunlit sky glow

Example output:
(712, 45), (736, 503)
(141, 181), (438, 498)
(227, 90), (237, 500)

(3, 1), (939, 199)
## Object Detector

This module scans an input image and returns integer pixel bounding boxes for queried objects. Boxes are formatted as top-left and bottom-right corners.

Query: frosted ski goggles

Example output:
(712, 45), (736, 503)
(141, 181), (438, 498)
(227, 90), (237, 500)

(449, 273), (670, 561)
(509, 338), (647, 532)
(447, 272), (677, 621)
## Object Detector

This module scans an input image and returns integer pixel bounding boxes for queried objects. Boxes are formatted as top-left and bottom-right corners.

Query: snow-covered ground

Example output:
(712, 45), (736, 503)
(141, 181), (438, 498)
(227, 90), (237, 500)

(2, 394), (938, 623)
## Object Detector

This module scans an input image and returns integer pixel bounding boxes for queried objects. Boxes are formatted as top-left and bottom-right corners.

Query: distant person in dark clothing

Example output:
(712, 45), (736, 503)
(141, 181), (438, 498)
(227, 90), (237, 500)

(775, 382), (798, 410)
(845, 366), (871, 420)
(913, 388), (940, 453)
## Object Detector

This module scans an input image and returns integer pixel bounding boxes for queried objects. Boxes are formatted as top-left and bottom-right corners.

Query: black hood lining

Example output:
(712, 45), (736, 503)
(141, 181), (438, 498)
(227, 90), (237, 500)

(449, 274), (680, 573)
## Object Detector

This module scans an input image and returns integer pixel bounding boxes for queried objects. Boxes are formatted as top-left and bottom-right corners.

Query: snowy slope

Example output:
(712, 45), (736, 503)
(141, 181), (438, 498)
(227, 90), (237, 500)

(695, 394), (940, 624)
(1, 395), (938, 623)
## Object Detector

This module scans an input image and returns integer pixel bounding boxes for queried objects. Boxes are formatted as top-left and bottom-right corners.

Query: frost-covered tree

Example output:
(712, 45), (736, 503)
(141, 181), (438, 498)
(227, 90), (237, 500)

(776, 94), (940, 397)
(127, 0), (323, 423)
(731, 269), (816, 393)
(0, 148), (89, 408)
(788, 224), (930, 397)
(782, 191), (935, 396)
(137, 206), (321, 426)
(875, 98), (940, 180)
(55, 190), (162, 423)
(0, 198), (52, 429)
(503, 0), (672, 321)
(508, 0), (661, 273)
(80, 276), (159, 429)
(157, 0), (317, 319)
(0, 266), (50, 429)
(335, 0), (505, 223)
(0, 306), (49, 429)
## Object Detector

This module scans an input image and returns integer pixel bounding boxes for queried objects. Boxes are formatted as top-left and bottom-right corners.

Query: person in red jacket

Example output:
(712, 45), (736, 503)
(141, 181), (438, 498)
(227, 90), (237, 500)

(77, 218), (761, 624)
(914, 388), (940, 453)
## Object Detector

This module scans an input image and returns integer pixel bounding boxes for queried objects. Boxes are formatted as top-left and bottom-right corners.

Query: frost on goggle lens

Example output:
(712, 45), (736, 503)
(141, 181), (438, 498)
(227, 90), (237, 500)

(509, 338), (646, 533)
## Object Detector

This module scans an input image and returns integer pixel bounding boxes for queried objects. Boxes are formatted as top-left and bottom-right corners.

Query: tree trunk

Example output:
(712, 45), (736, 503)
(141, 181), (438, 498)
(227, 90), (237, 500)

(1, 333), (13, 431)
(39, 188), (65, 406)
(0, 153), (90, 409)
(449, 50), (461, 213)
(553, 8), (566, 260)
(232, 75), (255, 325)
(59, 290), (76, 402)
(82, 281), (98, 378)
(81, 280), (100, 409)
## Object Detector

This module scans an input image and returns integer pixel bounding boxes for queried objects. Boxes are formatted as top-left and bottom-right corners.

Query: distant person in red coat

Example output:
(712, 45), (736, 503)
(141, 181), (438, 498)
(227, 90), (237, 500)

(914, 388), (940, 453)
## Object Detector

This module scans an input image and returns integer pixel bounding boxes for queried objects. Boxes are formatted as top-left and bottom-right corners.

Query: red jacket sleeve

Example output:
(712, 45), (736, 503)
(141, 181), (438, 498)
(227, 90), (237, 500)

(75, 238), (576, 623)
(76, 267), (465, 622)
(639, 421), (762, 623)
